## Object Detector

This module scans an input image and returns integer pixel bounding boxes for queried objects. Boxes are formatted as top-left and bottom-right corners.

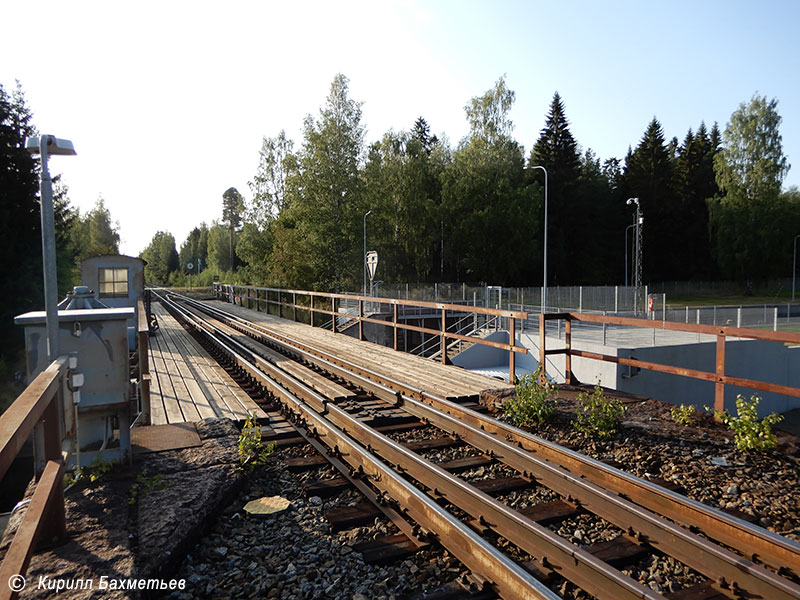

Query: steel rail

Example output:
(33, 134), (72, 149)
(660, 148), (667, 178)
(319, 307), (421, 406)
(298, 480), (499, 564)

(162, 295), (659, 600)
(171, 294), (800, 596)
(156, 293), (559, 600)
(188, 295), (800, 578)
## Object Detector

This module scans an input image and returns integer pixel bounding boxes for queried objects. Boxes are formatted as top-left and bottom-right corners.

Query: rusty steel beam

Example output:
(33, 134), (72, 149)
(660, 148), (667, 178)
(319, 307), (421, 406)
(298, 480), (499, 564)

(561, 311), (800, 345)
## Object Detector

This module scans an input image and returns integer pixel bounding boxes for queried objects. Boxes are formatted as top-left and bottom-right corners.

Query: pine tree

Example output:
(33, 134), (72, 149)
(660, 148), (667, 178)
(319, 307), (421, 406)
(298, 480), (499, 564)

(622, 118), (676, 281)
(530, 92), (582, 284)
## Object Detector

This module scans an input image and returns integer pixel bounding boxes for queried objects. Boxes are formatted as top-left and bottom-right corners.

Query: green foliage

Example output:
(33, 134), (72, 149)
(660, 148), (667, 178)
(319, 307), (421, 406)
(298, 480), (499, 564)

(71, 196), (121, 260)
(573, 385), (627, 438)
(64, 457), (116, 487)
(141, 230), (179, 285)
(129, 472), (168, 505)
(178, 224), (209, 275)
(238, 413), (274, 470)
(670, 404), (695, 426)
(504, 368), (556, 426)
(713, 394), (783, 452)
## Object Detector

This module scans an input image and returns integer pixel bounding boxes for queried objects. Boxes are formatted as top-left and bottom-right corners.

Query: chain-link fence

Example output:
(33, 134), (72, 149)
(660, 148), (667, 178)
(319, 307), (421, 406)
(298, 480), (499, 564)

(367, 283), (800, 331)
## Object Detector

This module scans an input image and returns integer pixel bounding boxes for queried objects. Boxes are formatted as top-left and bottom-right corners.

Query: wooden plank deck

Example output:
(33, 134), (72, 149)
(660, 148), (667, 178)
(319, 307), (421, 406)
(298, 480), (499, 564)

(206, 299), (514, 401)
(148, 302), (266, 425)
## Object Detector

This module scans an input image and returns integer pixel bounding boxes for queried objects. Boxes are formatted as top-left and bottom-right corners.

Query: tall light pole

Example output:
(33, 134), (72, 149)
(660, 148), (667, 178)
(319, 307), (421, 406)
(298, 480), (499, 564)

(363, 210), (372, 296)
(524, 165), (548, 312)
(25, 135), (77, 360)
(627, 198), (642, 314)
(624, 223), (635, 287)
(793, 234), (800, 303)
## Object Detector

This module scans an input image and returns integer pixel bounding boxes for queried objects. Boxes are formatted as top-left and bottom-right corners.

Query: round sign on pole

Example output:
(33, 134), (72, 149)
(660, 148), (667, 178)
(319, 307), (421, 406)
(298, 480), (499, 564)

(187, 262), (193, 271)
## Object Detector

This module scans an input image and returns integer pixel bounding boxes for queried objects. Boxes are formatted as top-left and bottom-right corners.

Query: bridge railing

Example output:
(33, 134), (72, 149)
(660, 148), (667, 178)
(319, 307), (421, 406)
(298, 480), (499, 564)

(538, 312), (800, 413)
(0, 356), (74, 599)
(213, 283), (528, 382)
(137, 297), (151, 425)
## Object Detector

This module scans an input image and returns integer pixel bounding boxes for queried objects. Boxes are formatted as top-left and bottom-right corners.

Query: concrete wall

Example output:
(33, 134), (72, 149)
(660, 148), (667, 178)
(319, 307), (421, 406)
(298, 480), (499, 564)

(617, 340), (800, 416)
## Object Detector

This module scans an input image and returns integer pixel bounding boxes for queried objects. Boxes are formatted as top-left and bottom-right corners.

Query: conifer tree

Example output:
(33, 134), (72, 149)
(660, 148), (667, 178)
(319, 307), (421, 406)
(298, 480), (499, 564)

(622, 118), (676, 281)
(530, 92), (582, 284)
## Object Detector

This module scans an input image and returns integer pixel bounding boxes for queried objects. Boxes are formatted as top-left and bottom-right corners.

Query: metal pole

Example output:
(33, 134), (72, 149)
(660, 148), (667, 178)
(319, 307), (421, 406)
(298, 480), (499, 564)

(525, 165), (548, 312)
(37, 137), (59, 360)
(624, 223), (635, 287)
(793, 234), (800, 302)
(363, 210), (372, 296)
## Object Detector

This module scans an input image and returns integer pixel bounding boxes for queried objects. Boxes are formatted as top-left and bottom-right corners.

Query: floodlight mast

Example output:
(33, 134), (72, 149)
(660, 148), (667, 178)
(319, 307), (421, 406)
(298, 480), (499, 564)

(26, 135), (77, 360)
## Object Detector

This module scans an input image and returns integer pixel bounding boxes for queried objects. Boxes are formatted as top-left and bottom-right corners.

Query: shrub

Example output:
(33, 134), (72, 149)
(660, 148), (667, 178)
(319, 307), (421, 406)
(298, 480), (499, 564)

(713, 394), (783, 452)
(504, 367), (556, 427)
(573, 385), (627, 438)
(238, 413), (275, 470)
(670, 404), (695, 426)
(129, 473), (169, 505)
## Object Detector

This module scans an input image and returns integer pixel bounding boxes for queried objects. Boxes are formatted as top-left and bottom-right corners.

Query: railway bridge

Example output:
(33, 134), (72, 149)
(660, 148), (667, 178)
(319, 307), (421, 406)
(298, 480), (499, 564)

(2, 281), (800, 600)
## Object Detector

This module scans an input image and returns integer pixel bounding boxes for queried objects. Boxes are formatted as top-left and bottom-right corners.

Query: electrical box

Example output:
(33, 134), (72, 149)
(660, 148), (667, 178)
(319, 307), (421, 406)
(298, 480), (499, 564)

(15, 306), (135, 464)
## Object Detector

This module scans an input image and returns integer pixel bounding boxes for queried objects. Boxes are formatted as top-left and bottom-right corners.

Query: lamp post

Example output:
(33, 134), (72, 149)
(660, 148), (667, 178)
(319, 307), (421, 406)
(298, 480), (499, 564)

(793, 234), (800, 303)
(363, 210), (372, 296)
(25, 135), (77, 360)
(524, 165), (548, 312)
(627, 198), (642, 314)
(624, 223), (635, 287)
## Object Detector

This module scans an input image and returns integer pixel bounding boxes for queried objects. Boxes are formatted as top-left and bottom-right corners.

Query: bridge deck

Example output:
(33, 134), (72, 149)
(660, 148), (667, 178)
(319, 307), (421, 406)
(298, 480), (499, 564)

(148, 302), (266, 424)
(206, 299), (513, 401)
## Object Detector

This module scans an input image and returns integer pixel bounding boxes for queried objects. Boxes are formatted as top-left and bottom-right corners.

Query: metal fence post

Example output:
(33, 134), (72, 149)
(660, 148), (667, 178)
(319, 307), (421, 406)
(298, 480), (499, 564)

(774, 307), (778, 332)
(737, 306), (742, 328)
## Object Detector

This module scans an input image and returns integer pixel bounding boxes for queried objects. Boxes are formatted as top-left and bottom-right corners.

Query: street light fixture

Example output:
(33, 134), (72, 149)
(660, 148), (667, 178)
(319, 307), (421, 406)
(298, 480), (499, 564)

(524, 165), (548, 312)
(25, 135), (77, 360)
(363, 210), (373, 296)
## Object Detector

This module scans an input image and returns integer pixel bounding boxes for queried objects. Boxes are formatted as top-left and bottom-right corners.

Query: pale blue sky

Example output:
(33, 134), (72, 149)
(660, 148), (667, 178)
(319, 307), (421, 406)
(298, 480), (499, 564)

(3, 0), (798, 255)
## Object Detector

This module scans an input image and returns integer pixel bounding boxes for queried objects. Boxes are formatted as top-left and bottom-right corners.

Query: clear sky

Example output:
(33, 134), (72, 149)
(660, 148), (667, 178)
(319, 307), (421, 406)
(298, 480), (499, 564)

(3, 0), (798, 257)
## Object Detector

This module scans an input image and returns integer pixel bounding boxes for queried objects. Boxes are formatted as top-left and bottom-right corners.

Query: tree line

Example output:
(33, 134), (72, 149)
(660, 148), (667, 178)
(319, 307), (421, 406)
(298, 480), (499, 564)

(0, 81), (121, 375)
(147, 74), (796, 295)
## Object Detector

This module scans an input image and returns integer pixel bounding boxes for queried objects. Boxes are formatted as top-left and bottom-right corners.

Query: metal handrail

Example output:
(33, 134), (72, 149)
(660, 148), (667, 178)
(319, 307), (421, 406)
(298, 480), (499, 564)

(538, 311), (800, 413)
(214, 283), (527, 382)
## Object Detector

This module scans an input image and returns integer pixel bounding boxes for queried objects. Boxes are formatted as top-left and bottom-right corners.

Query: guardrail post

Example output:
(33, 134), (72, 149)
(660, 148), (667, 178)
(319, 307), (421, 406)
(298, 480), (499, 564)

(715, 333), (726, 414)
(440, 307), (447, 365)
(539, 313), (547, 384)
(509, 316), (516, 384)
(358, 299), (364, 341)
(564, 317), (573, 384)
(293, 292), (297, 322)
(331, 296), (337, 333)
(393, 304), (399, 351)
(310, 294), (315, 328)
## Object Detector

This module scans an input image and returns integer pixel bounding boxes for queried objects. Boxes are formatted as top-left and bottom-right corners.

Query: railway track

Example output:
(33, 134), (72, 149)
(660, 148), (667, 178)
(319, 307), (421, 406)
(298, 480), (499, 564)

(153, 290), (800, 600)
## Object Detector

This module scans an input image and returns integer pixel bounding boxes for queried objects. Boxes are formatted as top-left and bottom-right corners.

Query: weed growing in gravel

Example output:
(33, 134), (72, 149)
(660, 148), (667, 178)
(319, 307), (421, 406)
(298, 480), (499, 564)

(711, 394), (783, 452)
(129, 473), (169, 505)
(505, 367), (556, 426)
(573, 385), (626, 439)
(63, 457), (116, 487)
(670, 404), (695, 426)
(238, 413), (275, 470)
